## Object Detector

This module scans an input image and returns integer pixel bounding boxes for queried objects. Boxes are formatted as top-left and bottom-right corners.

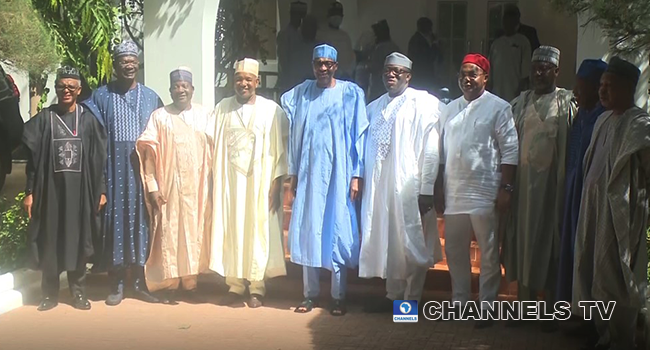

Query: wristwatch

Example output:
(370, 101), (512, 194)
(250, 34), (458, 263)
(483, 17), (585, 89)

(501, 183), (515, 193)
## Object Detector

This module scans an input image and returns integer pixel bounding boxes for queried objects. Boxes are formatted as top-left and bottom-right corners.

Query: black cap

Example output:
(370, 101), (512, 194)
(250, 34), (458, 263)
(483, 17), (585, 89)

(56, 66), (80, 80)
(606, 56), (640, 86)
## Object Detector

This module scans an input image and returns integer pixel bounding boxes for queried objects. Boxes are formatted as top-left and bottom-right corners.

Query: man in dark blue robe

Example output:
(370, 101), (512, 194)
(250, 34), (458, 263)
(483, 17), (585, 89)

(88, 41), (163, 305)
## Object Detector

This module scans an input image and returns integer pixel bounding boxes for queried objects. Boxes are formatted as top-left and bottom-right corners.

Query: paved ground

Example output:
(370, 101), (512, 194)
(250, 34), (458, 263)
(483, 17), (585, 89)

(0, 266), (596, 350)
(0, 165), (614, 350)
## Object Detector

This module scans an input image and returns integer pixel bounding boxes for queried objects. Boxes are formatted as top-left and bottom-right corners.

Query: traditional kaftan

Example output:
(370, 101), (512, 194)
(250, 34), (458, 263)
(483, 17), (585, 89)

(557, 103), (605, 302)
(573, 107), (650, 312)
(23, 105), (107, 275)
(136, 104), (212, 290)
(209, 96), (288, 281)
(504, 88), (576, 291)
(359, 88), (442, 279)
(440, 91), (519, 215)
(281, 80), (369, 270)
(88, 83), (163, 269)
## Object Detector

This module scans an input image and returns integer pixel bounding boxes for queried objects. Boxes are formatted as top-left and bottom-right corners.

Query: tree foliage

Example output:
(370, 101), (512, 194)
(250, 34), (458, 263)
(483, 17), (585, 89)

(0, 193), (28, 274)
(215, 0), (274, 88)
(0, 0), (60, 73)
(31, 0), (121, 88)
(549, 0), (650, 55)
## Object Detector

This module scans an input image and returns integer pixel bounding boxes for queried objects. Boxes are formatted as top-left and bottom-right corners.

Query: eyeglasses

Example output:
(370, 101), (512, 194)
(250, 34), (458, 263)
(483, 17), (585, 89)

(313, 60), (336, 69)
(55, 85), (80, 92)
(383, 67), (410, 76)
(117, 59), (138, 68)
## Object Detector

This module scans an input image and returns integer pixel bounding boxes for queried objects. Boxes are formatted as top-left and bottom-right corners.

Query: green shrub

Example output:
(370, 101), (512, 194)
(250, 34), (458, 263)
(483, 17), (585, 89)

(0, 193), (28, 274)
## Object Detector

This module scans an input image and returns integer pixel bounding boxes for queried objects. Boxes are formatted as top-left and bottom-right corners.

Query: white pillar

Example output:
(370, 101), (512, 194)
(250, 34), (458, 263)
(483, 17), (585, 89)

(143, 0), (220, 108)
(576, 13), (649, 111)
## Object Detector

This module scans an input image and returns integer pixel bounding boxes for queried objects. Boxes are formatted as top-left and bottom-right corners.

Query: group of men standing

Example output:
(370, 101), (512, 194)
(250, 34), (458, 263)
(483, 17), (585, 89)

(23, 41), (289, 311)
(20, 33), (650, 349)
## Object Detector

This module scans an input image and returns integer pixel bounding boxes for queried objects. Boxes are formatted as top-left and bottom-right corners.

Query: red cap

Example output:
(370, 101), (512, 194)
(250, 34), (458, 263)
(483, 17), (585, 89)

(462, 53), (490, 74)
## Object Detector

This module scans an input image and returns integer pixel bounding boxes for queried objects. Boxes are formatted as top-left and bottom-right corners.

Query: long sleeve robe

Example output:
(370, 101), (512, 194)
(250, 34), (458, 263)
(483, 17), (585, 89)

(22, 105), (107, 275)
(281, 80), (369, 271)
(557, 103), (605, 303)
(359, 88), (442, 280)
(504, 88), (577, 291)
(88, 83), (163, 270)
(135, 104), (212, 290)
(573, 107), (650, 312)
(209, 96), (288, 281)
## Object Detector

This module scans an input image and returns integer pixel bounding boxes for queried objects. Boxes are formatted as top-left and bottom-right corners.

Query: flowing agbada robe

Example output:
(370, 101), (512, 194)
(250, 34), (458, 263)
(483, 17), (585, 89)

(22, 105), (107, 275)
(504, 88), (576, 290)
(88, 83), (163, 269)
(135, 104), (212, 290)
(209, 96), (288, 281)
(359, 88), (443, 279)
(281, 80), (369, 270)
(573, 107), (650, 312)
(556, 103), (605, 302)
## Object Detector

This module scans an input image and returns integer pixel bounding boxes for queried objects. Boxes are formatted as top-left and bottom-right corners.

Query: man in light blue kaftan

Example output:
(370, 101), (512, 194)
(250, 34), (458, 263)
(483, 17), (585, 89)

(87, 41), (163, 306)
(281, 44), (369, 316)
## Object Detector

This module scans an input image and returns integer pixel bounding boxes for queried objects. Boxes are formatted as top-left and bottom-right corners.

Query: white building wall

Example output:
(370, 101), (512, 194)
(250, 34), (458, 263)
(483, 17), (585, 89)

(143, 0), (219, 108)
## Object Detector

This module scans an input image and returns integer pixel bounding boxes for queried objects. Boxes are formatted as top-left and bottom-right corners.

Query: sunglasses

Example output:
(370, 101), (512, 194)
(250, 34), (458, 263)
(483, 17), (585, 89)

(55, 85), (80, 92)
(313, 60), (336, 69)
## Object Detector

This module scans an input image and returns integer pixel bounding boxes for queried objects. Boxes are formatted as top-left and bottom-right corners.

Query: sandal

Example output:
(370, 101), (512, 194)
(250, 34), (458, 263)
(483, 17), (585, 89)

(294, 298), (318, 313)
(330, 299), (347, 316)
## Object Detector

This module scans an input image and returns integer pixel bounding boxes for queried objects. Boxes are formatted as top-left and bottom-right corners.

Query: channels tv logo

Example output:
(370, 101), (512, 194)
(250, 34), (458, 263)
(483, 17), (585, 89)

(393, 300), (418, 323)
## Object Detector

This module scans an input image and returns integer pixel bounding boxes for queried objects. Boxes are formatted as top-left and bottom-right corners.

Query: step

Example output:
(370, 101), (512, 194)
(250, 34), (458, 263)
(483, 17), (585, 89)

(0, 290), (23, 315)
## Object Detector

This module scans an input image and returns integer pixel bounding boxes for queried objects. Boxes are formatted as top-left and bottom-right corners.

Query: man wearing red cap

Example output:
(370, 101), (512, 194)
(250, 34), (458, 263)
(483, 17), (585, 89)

(434, 53), (518, 329)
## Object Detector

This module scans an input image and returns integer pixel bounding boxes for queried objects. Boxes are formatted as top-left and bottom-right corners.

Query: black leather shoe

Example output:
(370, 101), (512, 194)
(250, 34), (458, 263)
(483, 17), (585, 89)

(159, 290), (179, 305)
(248, 294), (264, 308)
(132, 278), (160, 303)
(72, 295), (91, 310)
(37, 297), (58, 311)
(106, 281), (124, 306)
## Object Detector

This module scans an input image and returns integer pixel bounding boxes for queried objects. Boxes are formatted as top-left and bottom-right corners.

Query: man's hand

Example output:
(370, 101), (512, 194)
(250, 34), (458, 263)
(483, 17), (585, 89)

(269, 178), (282, 214)
(148, 191), (166, 211)
(98, 194), (107, 212)
(496, 188), (512, 215)
(418, 195), (435, 217)
(350, 177), (363, 201)
(286, 175), (297, 206)
(23, 194), (33, 219)
(433, 191), (445, 215)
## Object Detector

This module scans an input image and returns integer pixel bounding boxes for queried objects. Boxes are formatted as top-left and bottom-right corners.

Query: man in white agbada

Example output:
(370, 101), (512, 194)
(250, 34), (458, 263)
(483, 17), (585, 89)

(136, 67), (213, 304)
(359, 52), (442, 313)
(435, 54), (518, 329)
(209, 58), (288, 308)
(573, 57), (650, 350)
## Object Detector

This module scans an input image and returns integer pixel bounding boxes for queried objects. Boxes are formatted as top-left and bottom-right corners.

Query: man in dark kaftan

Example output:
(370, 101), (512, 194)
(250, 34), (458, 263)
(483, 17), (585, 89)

(23, 66), (107, 311)
(88, 40), (163, 305)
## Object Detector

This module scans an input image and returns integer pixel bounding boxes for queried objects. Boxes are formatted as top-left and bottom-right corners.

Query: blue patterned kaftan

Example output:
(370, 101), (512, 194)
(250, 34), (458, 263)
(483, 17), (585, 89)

(87, 83), (163, 269)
